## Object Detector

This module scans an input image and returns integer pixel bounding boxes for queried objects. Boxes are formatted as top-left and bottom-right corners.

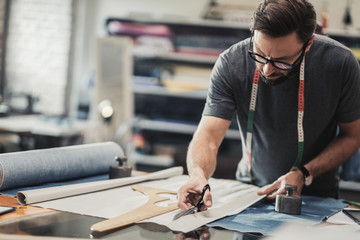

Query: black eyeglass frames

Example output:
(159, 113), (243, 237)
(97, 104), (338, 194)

(248, 37), (309, 71)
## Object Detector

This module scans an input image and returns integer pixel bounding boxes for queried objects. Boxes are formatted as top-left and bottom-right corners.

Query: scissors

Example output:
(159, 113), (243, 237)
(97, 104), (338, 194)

(173, 184), (211, 220)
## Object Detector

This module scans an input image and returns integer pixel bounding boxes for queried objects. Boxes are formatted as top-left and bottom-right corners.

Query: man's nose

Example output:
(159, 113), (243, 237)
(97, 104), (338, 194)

(262, 62), (276, 76)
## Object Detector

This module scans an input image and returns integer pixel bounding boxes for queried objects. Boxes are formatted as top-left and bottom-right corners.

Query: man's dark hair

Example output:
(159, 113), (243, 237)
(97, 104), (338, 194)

(250, 0), (317, 43)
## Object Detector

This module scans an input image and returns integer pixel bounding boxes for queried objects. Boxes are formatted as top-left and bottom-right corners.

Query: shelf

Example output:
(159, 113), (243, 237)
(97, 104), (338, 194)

(134, 51), (218, 65)
(130, 152), (174, 167)
(135, 119), (240, 140)
(106, 17), (251, 60)
(325, 28), (360, 38)
(106, 16), (251, 31)
(133, 79), (208, 99)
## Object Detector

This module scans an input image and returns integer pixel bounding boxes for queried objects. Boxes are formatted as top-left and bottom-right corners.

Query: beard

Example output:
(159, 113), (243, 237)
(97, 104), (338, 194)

(259, 63), (302, 86)
(259, 72), (288, 86)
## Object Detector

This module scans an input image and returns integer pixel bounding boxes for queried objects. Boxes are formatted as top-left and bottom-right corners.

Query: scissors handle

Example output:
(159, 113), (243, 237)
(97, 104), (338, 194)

(172, 184), (211, 220)
(195, 184), (211, 210)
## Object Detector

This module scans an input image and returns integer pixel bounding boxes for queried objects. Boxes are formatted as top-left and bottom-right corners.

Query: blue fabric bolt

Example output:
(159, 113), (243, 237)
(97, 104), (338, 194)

(0, 142), (123, 191)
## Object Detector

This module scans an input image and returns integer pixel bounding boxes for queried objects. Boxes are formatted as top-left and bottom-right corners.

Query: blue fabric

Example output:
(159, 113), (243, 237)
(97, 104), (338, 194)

(0, 142), (124, 190)
(207, 195), (348, 235)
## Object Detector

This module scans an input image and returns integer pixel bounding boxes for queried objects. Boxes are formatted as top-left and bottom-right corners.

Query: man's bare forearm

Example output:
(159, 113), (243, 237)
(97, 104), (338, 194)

(186, 116), (231, 179)
(258, 120), (360, 199)
(186, 137), (218, 179)
(306, 120), (360, 177)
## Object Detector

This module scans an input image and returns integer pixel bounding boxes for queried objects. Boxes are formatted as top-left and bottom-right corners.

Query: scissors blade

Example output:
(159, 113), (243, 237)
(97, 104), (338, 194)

(173, 206), (196, 220)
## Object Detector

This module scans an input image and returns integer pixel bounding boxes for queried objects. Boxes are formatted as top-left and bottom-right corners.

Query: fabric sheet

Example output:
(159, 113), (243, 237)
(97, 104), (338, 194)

(26, 174), (263, 233)
(207, 195), (348, 235)
(141, 176), (264, 233)
(20, 170), (347, 234)
(0, 141), (123, 190)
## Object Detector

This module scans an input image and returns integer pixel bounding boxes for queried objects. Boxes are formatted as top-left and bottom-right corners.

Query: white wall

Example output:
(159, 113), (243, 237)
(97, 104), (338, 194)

(6, 0), (73, 115)
(311, 0), (360, 32)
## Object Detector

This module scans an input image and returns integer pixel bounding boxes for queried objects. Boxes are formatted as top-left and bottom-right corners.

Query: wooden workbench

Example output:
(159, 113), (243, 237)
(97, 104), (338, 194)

(0, 194), (51, 221)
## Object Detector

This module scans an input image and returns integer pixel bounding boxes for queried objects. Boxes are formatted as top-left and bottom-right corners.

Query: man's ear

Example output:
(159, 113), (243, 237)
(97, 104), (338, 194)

(305, 35), (316, 53)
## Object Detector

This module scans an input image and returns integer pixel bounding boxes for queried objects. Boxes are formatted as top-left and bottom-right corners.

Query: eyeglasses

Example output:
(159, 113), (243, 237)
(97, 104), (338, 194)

(248, 37), (308, 71)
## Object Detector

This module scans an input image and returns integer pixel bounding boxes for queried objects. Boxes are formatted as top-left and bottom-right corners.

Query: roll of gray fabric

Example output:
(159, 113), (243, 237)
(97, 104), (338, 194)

(0, 141), (124, 190)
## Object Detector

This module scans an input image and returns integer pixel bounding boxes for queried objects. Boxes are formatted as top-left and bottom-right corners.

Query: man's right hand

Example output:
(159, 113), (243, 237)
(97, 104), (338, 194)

(177, 175), (212, 211)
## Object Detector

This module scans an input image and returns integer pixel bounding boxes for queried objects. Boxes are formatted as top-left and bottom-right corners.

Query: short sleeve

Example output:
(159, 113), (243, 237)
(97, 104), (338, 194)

(202, 53), (236, 121)
(336, 50), (360, 123)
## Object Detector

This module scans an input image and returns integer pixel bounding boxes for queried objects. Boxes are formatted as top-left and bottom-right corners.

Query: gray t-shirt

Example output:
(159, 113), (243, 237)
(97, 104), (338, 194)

(203, 35), (360, 194)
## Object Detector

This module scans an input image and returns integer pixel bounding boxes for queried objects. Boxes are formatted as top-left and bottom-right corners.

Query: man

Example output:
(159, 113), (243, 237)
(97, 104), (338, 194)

(177, 0), (360, 211)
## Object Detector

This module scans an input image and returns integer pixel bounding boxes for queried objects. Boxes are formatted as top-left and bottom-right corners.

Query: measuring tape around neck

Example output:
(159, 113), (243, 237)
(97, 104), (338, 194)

(246, 57), (305, 182)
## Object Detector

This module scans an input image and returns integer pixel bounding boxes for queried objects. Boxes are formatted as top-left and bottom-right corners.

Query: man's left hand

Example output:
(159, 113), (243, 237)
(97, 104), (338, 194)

(257, 169), (304, 200)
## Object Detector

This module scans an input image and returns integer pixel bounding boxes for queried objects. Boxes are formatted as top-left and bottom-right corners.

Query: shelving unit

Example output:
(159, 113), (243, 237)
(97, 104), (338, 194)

(132, 82), (207, 99)
(104, 16), (248, 177)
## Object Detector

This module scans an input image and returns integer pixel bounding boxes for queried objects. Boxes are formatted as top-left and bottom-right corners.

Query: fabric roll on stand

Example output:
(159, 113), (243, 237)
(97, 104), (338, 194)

(0, 141), (124, 191)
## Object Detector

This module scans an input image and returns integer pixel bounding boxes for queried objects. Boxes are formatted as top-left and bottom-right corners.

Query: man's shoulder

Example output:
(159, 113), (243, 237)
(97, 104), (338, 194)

(314, 34), (353, 53)
(221, 37), (250, 58)
(310, 34), (357, 67)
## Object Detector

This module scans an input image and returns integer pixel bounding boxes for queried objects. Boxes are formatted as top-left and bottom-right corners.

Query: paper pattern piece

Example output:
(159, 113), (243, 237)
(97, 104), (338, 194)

(26, 171), (263, 233)
(91, 184), (178, 232)
(326, 207), (359, 225)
